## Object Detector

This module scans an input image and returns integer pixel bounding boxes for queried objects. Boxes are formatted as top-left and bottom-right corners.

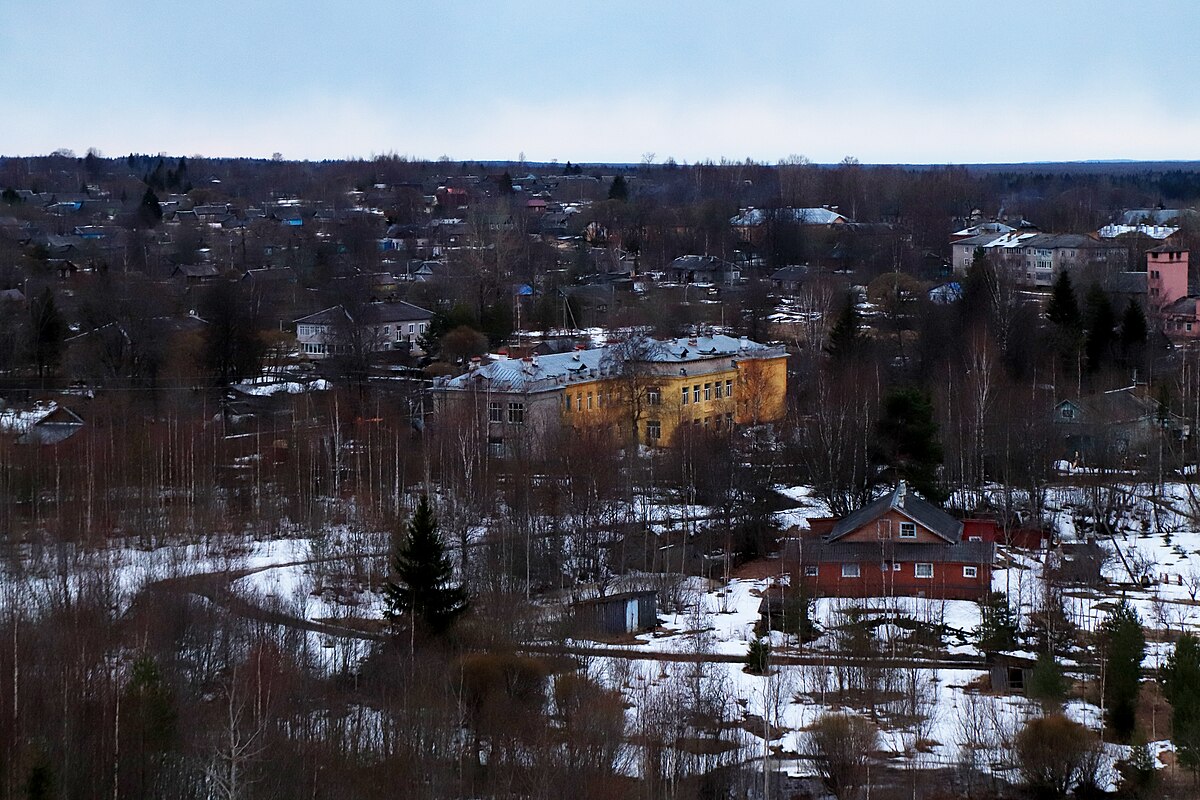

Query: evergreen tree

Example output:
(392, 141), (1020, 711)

(1046, 270), (1084, 371)
(28, 288), (66, 383)
(175, 155), (191, 192)
(1163, 632), (1200, 774)
(607, 174), (628, 202)
(825, 292), (860, 363)
(498, 171), (514, 195)
(1119, 298), (1148, 369)
(872, 388), (944, 501)
(384, 495), (468, 636)
(1046, 270), (1081, 330)
(1120, 299), (1147, 350)
(1027, 651), (1067, 708)
(976, 591), (1019, 653)
(138, 187), (163, 227)
(746, 636), (771, 674)
(1083, 283), (1117, 373)
(1101, 599), (1144, 742)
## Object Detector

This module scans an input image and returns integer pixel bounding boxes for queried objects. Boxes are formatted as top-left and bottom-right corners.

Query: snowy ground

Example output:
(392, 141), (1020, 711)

(4, 478), (1198, 783)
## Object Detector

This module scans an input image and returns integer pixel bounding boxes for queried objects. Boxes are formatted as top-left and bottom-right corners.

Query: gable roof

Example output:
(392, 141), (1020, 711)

(828, 482), (963, 544)
(1057, 386), (1157, 424)
(294, 300), (433, 327)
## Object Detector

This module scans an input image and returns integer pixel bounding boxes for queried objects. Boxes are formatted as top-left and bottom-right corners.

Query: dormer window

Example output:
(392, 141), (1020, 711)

(1061, 406), (1074, 420)
(899, 522), (916, 539)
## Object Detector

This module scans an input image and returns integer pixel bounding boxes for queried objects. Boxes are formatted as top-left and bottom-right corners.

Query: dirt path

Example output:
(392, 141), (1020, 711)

(142, 556), (1004, 672)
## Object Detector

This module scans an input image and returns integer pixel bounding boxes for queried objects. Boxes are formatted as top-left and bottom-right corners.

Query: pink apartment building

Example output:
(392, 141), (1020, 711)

(1146, 246), (1198, 340)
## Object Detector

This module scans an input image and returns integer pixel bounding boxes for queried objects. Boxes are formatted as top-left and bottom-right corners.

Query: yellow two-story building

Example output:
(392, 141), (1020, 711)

(433, 334), (788, 455)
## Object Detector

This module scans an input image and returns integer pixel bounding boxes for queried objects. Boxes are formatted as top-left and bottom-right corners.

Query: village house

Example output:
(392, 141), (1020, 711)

(294, 301), (433, 359)
(431, 333), (788, 457)
(668, 255), (741, 285)
(1053, 385), (1183, 465)
(798, 483), (995, 601)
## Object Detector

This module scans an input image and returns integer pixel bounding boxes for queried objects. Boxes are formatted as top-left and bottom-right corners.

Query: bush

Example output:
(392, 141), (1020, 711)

(1014, 713), (1099, 799)
(805, 712), (879, 800)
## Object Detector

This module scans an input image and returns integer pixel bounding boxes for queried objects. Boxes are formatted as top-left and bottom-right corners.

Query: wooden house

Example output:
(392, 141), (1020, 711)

(798, 482), (994, 601)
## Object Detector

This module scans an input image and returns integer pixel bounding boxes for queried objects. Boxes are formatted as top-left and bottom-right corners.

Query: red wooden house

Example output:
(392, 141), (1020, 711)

(798, 482), (994, 601)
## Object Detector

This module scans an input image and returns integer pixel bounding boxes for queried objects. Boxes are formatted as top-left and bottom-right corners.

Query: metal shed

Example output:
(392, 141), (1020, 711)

(572, 590), (658, 637)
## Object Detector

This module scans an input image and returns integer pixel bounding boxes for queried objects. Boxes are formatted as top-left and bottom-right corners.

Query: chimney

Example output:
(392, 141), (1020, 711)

(469, 356), (482, 372)
(896, 481), (907, 506)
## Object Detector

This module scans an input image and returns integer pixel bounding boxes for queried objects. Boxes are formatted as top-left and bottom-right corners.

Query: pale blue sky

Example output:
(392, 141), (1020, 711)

(3, 1), (1198, 163)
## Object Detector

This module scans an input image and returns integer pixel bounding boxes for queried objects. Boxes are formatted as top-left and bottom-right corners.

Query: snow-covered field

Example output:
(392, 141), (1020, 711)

(5, 478), (1200, 783)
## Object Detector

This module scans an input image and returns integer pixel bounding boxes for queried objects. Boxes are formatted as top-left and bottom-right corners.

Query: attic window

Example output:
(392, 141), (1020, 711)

(899, 522), (916, 539)
(1061, 406), (1074, 420)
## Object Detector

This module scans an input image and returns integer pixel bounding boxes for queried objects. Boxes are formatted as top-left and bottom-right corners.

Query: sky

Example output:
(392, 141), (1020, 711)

(3, 1), (1199, 164)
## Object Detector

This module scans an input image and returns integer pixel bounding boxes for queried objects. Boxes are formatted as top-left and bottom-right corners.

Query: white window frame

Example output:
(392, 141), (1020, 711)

(488, 401), (503, 423)
(963, 566), (979, 579)
(647, 387), (661, 405)
(681, 386), (689, 405)
(841, 563), (860, 578)
(803, 565), (818, 577)
(507, 402), (525, 425)
(899, 522), (917, 539)
(915, 562), (933, 579)
(646, 420), (661, 441)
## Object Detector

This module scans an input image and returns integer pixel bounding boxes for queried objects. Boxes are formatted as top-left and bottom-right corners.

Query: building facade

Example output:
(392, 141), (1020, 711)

(294, 301), (433, 359)
(951, 232), (1125, 288)
(798, 483), (994, 601)
(431, 334), (788, 457)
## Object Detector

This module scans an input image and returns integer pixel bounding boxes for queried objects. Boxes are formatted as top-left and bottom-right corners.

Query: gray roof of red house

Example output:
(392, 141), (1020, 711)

(803, 539), (993, 565)
(828, 482), (963, 544)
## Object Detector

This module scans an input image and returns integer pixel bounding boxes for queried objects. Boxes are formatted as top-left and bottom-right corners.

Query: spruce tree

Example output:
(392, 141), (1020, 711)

(825, 293), (860, 363)
(1083, 283), (1117, 373)
(872, 388), (944, 502)
(1163, 632), (1200, 774)
(976, 591), (1019, 653)
(607, 174), (628, 202)
(384, 495), (467, 636)
(138, 187), (163, 227)
(1119, 299), (1148, 368)
(1027, 651), (1067, 709)
(28, 288), (66, 383)
(1046, 270), (1081, 330)
(1101, 599), (1144, 742)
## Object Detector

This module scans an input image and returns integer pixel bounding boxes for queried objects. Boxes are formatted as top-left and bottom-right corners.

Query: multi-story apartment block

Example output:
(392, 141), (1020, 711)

(431, 334), (788, 457)
(951, 232), (1125, 288)
(294, 301), (433, 359)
